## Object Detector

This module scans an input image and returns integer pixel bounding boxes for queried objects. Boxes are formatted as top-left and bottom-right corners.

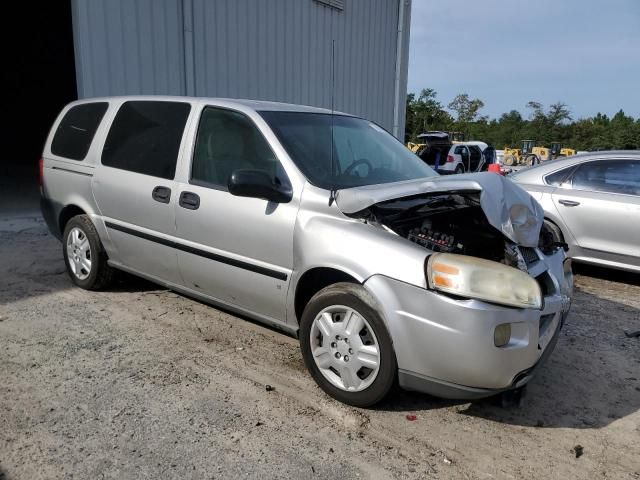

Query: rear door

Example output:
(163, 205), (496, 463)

(454, 145), (469, 171)
(174, 105), (297, 321)
(468, 145), (483, 171)
(92, 100), (192, 283)
(552, 159), (640, 266)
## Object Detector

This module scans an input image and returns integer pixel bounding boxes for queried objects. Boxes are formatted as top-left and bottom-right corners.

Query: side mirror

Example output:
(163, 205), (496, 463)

(228, 169), (293, 203)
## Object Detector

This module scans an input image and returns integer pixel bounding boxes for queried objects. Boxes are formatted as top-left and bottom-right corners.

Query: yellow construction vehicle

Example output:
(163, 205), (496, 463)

(503, 140), (577, 166)
(502, 140), (539, 166)
(550, 142), (576, 157)
(406, 141), (424, 153)
(532, 146), (552, 161)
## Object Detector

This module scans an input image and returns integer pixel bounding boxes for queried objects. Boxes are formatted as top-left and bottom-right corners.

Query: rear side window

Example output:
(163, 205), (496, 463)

(51, 102), (108, 160)
(102, 101), (191, 179)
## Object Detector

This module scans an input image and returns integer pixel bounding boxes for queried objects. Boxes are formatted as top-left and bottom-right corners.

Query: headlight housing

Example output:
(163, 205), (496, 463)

(426, 253), (542, 309)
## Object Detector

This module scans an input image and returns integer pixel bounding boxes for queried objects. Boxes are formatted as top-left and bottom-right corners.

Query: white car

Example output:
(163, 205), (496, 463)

(419, 142), (487, 174)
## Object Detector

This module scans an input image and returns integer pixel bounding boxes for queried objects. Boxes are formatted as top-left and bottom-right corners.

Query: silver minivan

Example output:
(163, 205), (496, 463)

(40, 96), (573, 406)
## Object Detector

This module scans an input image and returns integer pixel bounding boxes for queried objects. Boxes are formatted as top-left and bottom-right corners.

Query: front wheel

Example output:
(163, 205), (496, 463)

(299, 283), (397, 407)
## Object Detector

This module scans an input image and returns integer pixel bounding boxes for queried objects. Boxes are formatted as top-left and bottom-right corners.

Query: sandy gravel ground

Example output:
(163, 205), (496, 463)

(1, 212), (639, 479)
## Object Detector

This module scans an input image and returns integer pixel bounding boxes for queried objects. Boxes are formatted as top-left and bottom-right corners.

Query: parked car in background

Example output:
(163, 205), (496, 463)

(418, 140), (487, 174)
(40, 96), (572, 407)
(511, 151), (640, 273)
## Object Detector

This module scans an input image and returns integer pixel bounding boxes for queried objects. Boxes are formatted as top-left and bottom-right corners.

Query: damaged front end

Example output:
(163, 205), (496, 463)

(335, 174), (574, 397)
(337, 173), (572, 314)
(350, 189), (559, 273)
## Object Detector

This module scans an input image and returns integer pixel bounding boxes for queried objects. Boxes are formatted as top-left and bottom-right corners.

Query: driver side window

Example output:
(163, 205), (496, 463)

(191, 107), (281, 189)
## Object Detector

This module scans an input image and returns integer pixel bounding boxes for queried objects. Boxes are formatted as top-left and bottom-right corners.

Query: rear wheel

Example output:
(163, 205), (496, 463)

(63, 215), (114, 290)
(455, 164), (465, 174)
(299, 283), (396, 407)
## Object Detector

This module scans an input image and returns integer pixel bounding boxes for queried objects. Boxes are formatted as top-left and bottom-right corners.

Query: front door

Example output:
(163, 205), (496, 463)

(174, 106), (297, 322)
(92, 100), (192, 284)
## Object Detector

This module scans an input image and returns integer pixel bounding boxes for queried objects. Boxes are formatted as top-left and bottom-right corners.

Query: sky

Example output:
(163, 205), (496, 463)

(407, 0), (640, 120)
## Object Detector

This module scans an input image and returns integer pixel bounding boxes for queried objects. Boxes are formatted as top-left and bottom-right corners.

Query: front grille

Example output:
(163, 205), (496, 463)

(519, 246), (539, 267)
(535, 271), (556, 296)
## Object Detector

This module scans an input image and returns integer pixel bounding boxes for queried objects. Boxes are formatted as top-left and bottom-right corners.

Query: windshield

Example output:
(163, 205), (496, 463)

(259, 111), (437, 189)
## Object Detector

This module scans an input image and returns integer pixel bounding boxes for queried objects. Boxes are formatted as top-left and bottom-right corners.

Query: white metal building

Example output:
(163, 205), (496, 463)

(71, 0), (412, 137)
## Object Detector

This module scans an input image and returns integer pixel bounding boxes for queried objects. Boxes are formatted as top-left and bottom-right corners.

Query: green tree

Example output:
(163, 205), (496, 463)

(405, 89), (452, 142)
(405, 87), (639, 151)
(447, 93), (485, 136)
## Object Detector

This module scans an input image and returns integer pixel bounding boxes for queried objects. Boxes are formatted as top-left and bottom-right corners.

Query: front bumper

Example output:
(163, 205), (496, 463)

(364, 249), (572, 399)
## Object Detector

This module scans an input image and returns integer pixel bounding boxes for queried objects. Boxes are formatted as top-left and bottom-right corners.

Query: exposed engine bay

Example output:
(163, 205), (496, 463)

(357, 191), (558, 271)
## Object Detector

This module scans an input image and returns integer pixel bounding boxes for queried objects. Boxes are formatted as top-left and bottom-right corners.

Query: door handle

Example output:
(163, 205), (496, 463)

(179, 191), (200, 210)
(152, 186), (171, 204)
(558, 199), (580, 207)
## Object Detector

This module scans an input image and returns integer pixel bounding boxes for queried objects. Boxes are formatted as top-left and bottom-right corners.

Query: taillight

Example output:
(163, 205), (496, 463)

(38, 158), (44, 187)
(446, 155), (454, 163)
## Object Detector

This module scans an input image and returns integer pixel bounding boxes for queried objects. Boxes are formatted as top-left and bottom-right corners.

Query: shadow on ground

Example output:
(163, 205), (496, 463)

(574, 263), (640, 287)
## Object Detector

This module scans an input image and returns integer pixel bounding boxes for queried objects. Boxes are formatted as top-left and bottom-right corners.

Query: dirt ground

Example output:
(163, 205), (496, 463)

(1, 208), (639, 479)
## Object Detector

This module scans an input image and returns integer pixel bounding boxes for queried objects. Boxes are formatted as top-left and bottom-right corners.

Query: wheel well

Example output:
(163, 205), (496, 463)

(59, 205), (86, 234)
(544, 217), (565, 242)
(294, 268), (359, 322)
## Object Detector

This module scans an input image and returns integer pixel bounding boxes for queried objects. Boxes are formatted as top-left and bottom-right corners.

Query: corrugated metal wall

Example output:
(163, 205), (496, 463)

(71, 0), (411, 136)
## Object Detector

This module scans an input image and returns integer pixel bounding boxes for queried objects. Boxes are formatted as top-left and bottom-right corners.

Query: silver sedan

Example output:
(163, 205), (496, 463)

(511, 151), (640, 273)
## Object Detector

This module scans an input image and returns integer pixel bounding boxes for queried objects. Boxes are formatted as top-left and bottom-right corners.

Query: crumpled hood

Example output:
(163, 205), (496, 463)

(335, 172), (544, 247)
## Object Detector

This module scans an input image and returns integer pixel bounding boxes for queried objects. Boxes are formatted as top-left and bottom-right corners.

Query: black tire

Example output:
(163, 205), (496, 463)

(62, 214), (114, 290)
(455, 164), (465, 174)
(544, 219), (564, 243)
(526, 154), (539, 166)
(299, 282), (397, 407)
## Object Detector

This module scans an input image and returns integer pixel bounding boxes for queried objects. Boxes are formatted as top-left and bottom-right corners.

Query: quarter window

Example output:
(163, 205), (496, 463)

(544, 166), (574, 186)
(51, 102), (108, 160)
(570, 160), (640, 195)
(102, 101), (191, 179)
(191, 107), (282, 189)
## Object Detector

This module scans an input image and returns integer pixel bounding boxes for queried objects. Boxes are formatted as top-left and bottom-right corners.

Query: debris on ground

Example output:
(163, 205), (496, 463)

(571, 445), (584, 458)
(265, 384), (275, 392)
(405, 414), (417, 421)
(443, 455), (453, 465)
(623, 330), (640, 338)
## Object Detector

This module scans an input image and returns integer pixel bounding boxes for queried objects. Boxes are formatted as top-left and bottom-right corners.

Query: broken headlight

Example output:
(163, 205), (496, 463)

(426, 253), (542, 309)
